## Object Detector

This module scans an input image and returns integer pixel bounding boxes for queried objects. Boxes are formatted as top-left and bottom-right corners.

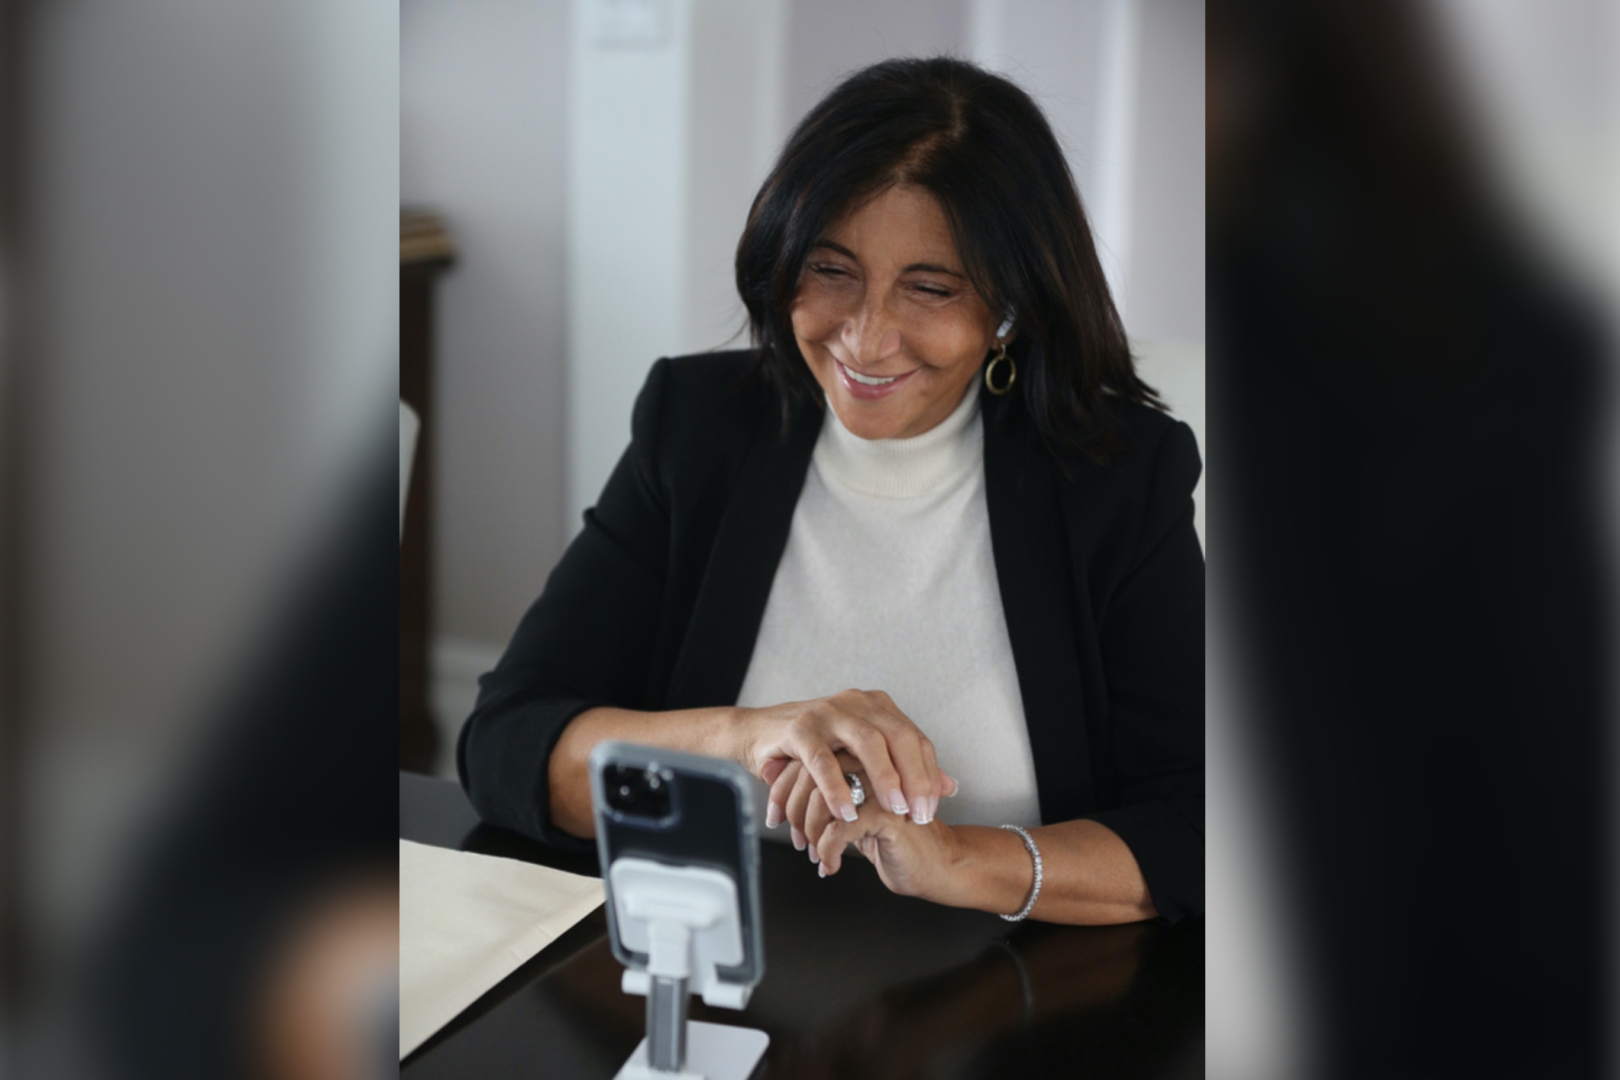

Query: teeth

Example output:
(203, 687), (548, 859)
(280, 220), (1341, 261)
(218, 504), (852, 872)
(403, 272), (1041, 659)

(844, 365), (898, 386)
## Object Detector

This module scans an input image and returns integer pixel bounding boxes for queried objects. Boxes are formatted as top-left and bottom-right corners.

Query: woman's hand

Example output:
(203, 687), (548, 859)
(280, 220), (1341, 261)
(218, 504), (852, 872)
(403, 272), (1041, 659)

(770, 753), (962, 899)
(772, 754), (1158, 924)
(740, 690), (954, 829)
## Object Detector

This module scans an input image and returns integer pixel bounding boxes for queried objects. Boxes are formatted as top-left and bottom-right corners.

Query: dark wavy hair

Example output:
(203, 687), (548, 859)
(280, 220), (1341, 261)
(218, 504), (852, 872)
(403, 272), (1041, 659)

(735, 56), (1162, 460)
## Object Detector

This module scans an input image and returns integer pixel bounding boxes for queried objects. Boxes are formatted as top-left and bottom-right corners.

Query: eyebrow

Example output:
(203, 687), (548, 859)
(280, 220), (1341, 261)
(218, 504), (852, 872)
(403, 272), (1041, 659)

(812, 240), (967, 279)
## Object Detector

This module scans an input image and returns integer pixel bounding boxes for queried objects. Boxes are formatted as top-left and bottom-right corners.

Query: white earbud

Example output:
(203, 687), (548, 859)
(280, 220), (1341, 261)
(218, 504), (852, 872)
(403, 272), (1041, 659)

(995, 309), (1016, 340)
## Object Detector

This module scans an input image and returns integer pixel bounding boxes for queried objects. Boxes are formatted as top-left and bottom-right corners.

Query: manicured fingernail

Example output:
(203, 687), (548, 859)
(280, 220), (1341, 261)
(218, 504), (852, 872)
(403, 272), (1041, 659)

(808, 845), (819, 864)
(790, 827), (805, 851)
(945, 775), (960, 797)
(911, 797), (930, 824)
(839, 802), (858, 823)
(818, 864), (826, 878)
(765, 803), (782, 828)
(889, 792), (909, 815)
(929, 796), (939, 821)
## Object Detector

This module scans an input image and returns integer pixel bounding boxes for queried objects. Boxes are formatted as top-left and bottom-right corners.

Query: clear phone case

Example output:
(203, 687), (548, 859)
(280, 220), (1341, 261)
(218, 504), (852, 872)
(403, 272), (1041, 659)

(588, 741), (765, 987)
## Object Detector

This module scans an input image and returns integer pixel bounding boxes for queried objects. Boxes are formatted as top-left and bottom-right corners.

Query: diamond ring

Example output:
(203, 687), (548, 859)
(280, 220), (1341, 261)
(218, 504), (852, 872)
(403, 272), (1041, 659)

(844, 772), (866, 808)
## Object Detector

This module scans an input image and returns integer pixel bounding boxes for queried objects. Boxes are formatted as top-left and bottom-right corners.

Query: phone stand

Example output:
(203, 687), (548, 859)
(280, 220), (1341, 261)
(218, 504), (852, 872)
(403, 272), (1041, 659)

(608, 858), (769, 1080)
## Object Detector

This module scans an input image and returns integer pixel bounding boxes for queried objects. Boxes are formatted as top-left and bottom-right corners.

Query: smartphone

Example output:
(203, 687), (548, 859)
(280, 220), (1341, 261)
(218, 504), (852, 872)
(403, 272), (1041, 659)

(588, 741), (765, 990)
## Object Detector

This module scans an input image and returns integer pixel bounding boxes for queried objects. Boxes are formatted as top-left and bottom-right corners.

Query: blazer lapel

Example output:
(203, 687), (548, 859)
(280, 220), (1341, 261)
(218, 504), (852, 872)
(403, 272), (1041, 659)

(666, 395), (823, 709)
(981, 388), (1095, 823)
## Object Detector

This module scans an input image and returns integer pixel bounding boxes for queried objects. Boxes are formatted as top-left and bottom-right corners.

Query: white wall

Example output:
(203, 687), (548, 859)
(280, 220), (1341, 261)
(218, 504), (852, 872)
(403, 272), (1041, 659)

(566, 0), (788, 531)
(1125, 0), (1205, 342)
(784, 0), (966, 133)
(685, 0), (789, 353)
(969, 0), (1131, 316)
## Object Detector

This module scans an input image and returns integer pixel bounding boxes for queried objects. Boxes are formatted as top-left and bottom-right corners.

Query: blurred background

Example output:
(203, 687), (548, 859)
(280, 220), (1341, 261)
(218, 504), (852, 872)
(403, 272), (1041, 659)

(398, 0), (1208, 780)
(1208, 1), (1617, 1079)
(3, 0), (400, 1076)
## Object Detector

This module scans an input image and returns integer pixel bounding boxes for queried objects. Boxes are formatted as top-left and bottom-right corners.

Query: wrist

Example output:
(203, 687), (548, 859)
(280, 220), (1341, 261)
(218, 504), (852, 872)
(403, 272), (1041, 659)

(921, 822), (974, 907)
(716, 704), (762, 771)
(931, 825), (1041, 917)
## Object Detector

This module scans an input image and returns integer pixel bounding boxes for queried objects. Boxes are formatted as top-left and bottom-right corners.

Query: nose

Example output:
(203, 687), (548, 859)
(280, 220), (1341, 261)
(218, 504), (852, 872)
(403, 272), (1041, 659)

(840, 296), (902, 367)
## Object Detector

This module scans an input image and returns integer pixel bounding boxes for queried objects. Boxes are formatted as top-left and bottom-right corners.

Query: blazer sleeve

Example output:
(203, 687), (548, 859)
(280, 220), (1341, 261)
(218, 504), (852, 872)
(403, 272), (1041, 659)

(456, 357), (675, 849)
(1084, 420), (1205, 922)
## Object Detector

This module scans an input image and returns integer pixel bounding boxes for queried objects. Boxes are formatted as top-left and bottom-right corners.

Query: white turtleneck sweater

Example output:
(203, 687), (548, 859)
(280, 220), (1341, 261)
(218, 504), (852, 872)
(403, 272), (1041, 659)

(736, 386), (1042, 837)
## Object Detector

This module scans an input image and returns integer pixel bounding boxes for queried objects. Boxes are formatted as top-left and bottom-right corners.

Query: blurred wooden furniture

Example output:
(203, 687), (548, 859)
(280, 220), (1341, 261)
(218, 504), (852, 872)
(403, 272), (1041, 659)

(400, 210), (455, 773)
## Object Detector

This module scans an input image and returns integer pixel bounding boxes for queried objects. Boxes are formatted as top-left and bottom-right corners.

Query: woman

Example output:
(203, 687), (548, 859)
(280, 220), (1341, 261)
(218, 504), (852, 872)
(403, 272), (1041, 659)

(458, 58), (1203, 925)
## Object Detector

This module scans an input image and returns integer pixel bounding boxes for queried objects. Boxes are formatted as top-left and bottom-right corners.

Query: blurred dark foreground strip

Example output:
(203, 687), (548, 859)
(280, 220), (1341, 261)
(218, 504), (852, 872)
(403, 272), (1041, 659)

(84, 439), (399, 1080)
(1211, 1), (1614, 1078)
(0, 0), (399, 1075)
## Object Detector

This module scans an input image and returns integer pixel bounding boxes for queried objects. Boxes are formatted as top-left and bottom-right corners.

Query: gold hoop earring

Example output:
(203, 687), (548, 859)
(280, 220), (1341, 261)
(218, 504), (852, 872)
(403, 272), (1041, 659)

(984, 341), (1016, 396)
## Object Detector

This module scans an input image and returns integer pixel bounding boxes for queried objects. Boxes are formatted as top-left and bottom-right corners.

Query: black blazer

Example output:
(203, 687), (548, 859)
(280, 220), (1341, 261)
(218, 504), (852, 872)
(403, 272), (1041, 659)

(458, 352), (1205, 922)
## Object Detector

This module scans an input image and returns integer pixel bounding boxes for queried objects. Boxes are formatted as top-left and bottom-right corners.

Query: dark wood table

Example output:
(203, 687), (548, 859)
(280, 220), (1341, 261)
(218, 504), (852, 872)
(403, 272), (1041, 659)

(400, 773), (1203, 1078)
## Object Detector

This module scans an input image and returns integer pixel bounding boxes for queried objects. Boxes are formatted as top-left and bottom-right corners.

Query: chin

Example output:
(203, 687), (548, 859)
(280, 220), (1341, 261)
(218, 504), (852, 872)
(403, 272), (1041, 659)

(827, 398), (912, 441)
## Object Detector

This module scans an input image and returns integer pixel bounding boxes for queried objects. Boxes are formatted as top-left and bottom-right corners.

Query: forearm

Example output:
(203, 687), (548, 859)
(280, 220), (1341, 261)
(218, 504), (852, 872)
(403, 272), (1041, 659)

(547, 704), (746, 838)
(938, 819), (1158, 925)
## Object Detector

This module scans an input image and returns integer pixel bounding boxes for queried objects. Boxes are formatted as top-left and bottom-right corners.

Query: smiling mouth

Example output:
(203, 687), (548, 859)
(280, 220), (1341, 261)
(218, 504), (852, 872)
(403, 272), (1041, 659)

(844, 366), (900, 386)
(835, 360), (917, 396)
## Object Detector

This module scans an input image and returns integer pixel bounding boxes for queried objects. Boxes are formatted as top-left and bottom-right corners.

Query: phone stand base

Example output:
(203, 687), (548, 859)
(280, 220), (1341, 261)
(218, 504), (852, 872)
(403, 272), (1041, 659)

(614, 1021), (769, 1080)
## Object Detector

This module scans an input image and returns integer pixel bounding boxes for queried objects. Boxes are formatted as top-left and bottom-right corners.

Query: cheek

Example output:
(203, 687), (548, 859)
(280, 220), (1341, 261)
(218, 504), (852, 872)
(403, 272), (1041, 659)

(911, 315), (989, 371)
(790, 306), (846, 369)
(790, 291), (838, 341)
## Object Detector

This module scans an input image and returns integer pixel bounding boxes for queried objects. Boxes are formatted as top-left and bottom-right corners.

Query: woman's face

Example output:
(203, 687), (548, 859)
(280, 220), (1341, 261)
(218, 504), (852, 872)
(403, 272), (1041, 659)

(791, 184), (1001, 440)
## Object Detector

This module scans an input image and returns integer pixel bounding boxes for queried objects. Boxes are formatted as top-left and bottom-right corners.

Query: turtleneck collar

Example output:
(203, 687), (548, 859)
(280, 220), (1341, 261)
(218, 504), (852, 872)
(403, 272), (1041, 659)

(813, 383), (983, 499)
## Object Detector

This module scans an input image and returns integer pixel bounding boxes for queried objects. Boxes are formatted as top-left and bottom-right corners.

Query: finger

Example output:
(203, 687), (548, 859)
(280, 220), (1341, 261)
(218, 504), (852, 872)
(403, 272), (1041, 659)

(813, 815), (838, 874)
(826, 721), (910, 819)
(784, 765), (817, 841)
(890, 729), (940, 825)
(792, 744), (860, 824)
(851, 712), (934, 823)
(760, 757), (789, 786)
(919, 737), (941, 823)
(765, 761), (801, 829)
(845, 694), (943, 821)
(768, 760), (804, 827)
(804, 790), (833, 865)
(862, 691), (943, 788)
(816, 814), (856, 876)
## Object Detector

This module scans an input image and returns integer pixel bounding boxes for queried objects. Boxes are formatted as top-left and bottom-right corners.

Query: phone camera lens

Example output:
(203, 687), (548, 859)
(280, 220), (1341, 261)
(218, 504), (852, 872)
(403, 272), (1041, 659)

(603, 762), (674, 821)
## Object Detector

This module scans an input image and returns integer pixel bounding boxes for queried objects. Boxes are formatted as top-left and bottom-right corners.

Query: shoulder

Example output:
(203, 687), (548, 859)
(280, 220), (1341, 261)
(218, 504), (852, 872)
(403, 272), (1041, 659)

(1024, 394), (1199, 505)
(629, 350), (779, 479)
(1034, 395), (1202, 569)
(639, 350), (769, 429)
(630, 349), (766, 432)
(1093, 396), (1202, 498)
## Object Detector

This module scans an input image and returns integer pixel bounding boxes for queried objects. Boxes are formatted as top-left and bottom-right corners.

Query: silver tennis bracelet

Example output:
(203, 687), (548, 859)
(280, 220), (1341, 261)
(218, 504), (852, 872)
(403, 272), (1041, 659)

(998, 824), (1043, 921)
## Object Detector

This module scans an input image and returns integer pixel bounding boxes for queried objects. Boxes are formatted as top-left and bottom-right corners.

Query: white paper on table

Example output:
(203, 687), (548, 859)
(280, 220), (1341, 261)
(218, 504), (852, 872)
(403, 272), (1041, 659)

(399, 838), (604, 1059)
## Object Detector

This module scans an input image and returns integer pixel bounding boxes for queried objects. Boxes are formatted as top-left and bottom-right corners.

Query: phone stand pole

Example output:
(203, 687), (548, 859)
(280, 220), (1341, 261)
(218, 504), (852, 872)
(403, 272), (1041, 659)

(646, 974), (688, 1072)
(609, 859), (768, 1080)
